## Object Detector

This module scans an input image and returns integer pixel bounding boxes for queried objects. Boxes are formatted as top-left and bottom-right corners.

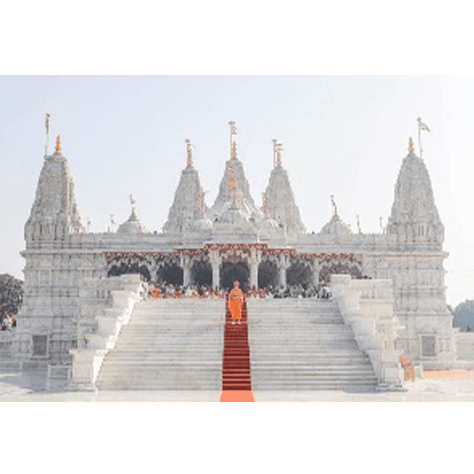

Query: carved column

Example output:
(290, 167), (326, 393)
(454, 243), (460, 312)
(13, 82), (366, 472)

(210, 251), (220, 289)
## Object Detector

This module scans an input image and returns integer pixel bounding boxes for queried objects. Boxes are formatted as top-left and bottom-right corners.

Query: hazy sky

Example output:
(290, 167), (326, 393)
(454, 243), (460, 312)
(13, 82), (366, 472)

(0, 75), (472, 306)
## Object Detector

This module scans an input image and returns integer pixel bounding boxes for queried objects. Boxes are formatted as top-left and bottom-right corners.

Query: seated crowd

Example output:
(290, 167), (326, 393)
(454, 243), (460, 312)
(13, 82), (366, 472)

(1, 310), (17, 331)
(140, 280), (331, 301)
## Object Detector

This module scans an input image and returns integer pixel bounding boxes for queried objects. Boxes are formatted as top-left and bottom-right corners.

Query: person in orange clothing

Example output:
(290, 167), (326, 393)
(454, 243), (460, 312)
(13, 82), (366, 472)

(228, 280), (244, 325)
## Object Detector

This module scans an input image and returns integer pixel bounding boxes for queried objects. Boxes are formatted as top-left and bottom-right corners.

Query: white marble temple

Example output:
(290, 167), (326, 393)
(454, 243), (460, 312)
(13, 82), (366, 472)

(7, 130), (463, 377)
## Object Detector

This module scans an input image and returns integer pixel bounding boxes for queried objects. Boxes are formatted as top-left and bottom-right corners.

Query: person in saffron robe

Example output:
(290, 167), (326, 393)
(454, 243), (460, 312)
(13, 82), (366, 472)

(228, 280), (244, 325)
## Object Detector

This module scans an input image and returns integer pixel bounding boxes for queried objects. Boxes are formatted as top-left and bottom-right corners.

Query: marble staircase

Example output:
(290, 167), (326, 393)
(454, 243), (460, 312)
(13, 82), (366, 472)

(95, 297), (377, 392)
(247, 299), (378, 391)
(95, 299), (225, 390)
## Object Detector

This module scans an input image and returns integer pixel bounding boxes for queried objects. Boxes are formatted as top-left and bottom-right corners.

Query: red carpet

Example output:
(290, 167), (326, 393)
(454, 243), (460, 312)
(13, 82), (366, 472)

(220, 298), (254, 402)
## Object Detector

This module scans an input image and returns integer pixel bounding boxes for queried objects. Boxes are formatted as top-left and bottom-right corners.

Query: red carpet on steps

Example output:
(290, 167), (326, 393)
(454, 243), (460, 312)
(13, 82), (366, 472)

(220, 298), (254, 402)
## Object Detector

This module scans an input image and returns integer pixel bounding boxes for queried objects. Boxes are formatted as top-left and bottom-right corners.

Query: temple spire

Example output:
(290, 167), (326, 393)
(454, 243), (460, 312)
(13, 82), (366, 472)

(185, 139), (193, 167)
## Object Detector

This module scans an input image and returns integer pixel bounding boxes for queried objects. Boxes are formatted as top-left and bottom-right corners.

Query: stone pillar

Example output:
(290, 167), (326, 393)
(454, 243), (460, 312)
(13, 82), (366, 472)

(312, 260), (320, 286)
(250, 248), (260, 289)
(278, 255), (287, 288)
(182, 255), (191, 287)
(210, 251), (220, 289)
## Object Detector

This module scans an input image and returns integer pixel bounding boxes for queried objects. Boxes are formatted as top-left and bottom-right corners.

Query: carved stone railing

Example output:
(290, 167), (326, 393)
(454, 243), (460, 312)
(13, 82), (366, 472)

(69, 274), (142, 391)
(331, 274), (405, 390)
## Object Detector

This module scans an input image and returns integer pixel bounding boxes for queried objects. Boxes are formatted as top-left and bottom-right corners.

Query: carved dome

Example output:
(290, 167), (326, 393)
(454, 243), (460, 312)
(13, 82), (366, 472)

(215, 201), (252, 228)
(320, 213), (351, 235)
(117, 208), (147, 234)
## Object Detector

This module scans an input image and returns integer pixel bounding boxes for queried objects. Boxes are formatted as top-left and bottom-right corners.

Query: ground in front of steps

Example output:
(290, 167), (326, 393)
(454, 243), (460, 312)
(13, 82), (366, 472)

(2, 370), (474, 401)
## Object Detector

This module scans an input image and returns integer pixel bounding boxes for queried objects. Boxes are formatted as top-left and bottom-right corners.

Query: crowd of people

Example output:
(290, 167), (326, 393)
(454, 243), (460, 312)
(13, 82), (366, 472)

(1, 310), (16, 331)
(140, 279), (331, 301)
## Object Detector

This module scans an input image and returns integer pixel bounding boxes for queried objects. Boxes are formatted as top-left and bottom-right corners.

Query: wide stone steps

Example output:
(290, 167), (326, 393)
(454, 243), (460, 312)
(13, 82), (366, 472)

(247, 299), (377, 390)
(96, 298), (377, 392)
(96, 300), (224, 391)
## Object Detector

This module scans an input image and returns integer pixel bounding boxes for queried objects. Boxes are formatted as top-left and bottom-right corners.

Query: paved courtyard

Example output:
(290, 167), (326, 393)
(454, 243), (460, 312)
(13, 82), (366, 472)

(1, 368), (474, 402)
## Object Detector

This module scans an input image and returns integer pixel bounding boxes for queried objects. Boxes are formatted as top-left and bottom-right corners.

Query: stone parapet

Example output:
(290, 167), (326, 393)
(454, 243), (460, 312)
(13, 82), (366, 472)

(69, 274), (141, 390)
(331, 274), (405, 389)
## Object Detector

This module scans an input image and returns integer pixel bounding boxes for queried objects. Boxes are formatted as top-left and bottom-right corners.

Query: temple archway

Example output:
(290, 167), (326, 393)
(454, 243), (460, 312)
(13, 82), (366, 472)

(107, 262), (151, 281)
(220, 261), (249, 290)
(156, 263), (183, 286)
(286, 261), (312, 287)
(191, 260), (212, 287)
(258, 260), (279, 289)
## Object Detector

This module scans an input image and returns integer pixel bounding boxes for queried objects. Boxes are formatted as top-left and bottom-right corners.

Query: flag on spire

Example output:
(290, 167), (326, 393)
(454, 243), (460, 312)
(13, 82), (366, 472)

(45, 112), (50, 135)
(417, 117), (430, 132)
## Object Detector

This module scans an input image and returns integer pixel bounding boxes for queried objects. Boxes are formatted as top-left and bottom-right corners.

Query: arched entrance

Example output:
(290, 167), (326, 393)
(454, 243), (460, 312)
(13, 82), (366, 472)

(286, 261), (312, 287)
(107, 262), (151, 281)
(258, 260), (279, 289)
(191, 260), (212, 287)
(220, 261), (249, 290)
(156, 263), (183, 286)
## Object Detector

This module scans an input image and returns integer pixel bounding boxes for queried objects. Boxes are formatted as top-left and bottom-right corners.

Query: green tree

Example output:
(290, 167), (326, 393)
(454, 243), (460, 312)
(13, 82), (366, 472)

(0, 274), (23, 316)
(452, 300), (474, 332)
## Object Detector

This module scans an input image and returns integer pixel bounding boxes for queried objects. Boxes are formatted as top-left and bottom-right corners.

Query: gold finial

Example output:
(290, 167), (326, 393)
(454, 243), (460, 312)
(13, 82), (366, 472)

(272, 139), (283, 167)
(408, 136), (414, 153)
(229, 163), (238, 204)
(185, 139), (193, 166)
(55, 134), (61, 153)
(275, 143), (283, 167)
(229, 121), (238, 159)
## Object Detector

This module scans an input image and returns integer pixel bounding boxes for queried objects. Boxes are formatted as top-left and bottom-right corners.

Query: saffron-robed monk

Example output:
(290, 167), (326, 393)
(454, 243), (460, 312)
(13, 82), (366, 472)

(228, 280), (244, 325)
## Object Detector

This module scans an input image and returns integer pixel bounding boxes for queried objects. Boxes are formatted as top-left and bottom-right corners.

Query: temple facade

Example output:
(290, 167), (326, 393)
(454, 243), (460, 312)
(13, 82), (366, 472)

(14, 129), (455, 367)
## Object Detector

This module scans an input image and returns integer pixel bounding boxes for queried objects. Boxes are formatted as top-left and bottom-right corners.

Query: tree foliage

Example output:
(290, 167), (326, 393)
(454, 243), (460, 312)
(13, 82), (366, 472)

(0, 274), (23, 316)
(452, 300), (474, 332)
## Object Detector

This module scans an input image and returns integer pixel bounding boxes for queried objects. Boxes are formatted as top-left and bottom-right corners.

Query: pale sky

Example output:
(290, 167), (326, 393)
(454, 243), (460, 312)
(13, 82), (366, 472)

(0, 75), (473, 306)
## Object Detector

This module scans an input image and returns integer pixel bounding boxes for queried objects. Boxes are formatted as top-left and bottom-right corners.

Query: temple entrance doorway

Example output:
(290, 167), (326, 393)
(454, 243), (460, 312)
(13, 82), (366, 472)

(220, 261), (249, 290)
(286, 261), (313, 287)
(258, 260), (279, 289)
(108, 263), (151, 281)
(156, 263), (183, 286)
(191, 260), (212, 287)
